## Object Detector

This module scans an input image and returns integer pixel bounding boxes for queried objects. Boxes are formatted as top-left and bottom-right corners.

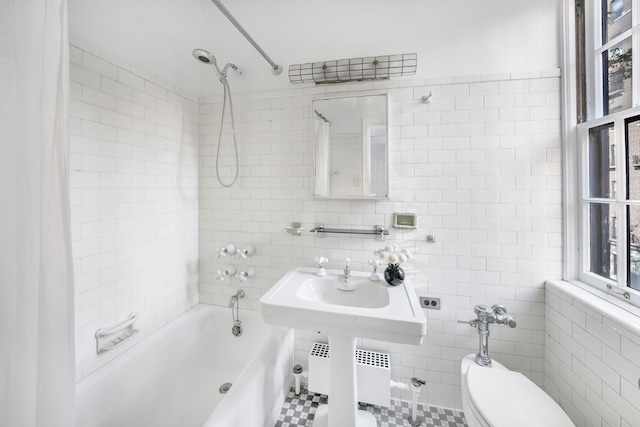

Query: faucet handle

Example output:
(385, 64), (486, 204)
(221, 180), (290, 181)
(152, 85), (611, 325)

(217, 243), (236, 258)
(345, 258), (351, 269)
(216, 265), (237, 281)
(314, 256), (328, 267)
(236, 244), (256, 259)
(458, 319), (478, 327)
(236, 266), (256, 282)
(368, 259), (381, 281)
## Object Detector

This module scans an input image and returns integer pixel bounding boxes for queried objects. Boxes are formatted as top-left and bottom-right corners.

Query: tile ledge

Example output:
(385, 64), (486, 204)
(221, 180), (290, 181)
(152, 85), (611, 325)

(545, 279), (640, 334)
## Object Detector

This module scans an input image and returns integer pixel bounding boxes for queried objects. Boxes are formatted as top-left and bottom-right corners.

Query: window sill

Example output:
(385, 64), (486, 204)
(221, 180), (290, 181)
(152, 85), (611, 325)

(545, 279), (640, 335)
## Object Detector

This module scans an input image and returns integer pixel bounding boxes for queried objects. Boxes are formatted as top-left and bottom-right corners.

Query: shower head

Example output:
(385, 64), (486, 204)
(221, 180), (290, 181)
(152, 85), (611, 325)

(192, 48), (217, 64)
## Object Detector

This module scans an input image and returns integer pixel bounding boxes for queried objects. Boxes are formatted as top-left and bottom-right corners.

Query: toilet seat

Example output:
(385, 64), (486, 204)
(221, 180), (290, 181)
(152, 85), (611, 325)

(466, 364), (575, 427)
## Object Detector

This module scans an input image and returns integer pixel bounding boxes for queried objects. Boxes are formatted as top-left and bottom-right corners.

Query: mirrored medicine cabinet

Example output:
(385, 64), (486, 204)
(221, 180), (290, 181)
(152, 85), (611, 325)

(312, 91), (389, 200)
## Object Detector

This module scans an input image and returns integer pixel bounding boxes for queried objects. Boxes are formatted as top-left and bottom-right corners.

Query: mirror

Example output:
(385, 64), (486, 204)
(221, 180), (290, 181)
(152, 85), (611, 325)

(312, 92), (388, 199)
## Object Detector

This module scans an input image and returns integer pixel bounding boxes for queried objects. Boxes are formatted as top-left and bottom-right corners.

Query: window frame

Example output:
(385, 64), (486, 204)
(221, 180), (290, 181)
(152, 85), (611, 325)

(565, 0), (640, 308)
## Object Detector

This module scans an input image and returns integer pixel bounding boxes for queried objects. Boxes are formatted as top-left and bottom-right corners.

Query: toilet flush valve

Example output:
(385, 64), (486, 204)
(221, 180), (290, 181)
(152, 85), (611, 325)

(458, 304), (517, 367)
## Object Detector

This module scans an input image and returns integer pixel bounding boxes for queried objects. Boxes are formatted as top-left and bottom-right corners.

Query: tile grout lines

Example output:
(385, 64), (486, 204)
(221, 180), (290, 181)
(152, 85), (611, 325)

(275, 388), (467, 427)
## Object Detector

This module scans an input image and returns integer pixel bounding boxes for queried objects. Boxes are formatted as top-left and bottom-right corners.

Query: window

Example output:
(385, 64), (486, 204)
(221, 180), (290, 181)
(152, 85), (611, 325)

(574, 0), (640, 305)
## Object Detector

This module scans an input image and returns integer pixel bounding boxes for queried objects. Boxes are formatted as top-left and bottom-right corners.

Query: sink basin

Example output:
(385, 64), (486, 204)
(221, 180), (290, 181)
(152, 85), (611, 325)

(296, 275), (390, 308)
(260, 267), (426, 344)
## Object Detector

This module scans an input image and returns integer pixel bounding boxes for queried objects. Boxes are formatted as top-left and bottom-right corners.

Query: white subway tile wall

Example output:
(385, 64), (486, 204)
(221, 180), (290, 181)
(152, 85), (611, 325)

(199, 71), (563, 409)
(69, 38), (199, 380)
(67, 38), (640, 424)
(545, 281), (640, 426)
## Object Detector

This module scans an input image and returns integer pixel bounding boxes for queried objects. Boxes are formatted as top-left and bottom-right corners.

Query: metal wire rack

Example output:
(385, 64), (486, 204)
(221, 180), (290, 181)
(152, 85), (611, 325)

(288, 53), (417, 85)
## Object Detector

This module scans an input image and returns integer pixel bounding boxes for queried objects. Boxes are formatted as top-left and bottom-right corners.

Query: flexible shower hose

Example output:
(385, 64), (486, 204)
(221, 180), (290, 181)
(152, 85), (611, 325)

(214, 77), (239, 187)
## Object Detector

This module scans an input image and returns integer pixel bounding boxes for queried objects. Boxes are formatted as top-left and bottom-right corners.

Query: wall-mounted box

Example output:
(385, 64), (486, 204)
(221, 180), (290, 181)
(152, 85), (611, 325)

(392, 212), (417, 229)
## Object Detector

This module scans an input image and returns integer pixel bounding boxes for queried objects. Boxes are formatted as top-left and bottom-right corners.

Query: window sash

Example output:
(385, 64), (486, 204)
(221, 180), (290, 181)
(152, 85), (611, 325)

(585, 0), (639, 119)
(578, 106), (640, 306)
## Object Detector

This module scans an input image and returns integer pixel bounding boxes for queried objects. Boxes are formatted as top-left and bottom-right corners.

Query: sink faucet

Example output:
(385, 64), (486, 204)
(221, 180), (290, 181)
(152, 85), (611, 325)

(336, 258), (355, 292)
(343, 258), (351, 283)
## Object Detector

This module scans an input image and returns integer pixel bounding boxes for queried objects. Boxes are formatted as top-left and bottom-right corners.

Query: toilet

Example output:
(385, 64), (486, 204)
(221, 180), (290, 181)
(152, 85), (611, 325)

(461, 354), (575, 427)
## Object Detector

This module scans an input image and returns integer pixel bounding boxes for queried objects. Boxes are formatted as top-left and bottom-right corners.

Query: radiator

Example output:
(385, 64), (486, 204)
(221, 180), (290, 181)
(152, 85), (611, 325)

(307, 342), (391, 407)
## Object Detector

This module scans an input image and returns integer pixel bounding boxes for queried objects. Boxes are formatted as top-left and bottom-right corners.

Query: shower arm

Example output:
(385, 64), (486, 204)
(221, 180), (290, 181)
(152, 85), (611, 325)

(210, 0), (283, 75)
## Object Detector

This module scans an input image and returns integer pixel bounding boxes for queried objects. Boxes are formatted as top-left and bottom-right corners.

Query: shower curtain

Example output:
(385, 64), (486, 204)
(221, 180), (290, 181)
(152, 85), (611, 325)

(1, 0), (75, 426)
(314, 117), (331, 196)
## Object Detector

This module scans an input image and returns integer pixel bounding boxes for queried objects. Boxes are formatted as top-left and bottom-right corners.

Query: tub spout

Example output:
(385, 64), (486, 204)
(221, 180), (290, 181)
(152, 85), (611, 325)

(228, 289), (245, 307)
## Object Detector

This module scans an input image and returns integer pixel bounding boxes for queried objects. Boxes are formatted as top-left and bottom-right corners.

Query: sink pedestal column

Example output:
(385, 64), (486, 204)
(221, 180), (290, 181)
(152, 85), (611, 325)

(313, 335), (377, 427)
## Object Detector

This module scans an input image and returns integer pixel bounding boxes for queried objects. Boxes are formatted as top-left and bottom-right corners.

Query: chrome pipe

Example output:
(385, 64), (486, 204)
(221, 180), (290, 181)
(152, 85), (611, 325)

(210, 0), (282, 75)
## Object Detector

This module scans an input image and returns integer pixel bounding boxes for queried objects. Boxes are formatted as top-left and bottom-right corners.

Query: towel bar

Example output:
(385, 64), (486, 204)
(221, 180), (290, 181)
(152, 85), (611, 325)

(310, 224), (388, 240)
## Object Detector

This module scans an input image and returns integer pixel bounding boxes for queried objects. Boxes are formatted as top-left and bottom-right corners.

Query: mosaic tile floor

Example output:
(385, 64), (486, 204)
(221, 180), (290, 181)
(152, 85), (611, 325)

(275, 387), (468, 427)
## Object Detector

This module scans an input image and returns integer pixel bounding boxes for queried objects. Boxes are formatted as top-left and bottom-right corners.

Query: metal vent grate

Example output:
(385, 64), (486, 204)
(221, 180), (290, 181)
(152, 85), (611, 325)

(310, 342), (389, 369)
(311, 342), (330, 358)
(356, 349), (390, 369)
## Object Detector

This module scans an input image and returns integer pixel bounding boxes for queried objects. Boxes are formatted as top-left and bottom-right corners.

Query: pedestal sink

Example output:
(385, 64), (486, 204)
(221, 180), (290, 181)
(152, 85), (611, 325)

(260, 267), (426, 427)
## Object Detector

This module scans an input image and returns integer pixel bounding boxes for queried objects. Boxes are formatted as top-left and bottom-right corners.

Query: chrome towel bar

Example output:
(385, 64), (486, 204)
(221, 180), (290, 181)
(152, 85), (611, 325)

(310, 224), (388, 240)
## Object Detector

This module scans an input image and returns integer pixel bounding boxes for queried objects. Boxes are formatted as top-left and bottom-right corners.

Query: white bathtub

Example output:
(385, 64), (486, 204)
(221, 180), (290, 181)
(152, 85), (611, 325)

(75, 304), (294, 427)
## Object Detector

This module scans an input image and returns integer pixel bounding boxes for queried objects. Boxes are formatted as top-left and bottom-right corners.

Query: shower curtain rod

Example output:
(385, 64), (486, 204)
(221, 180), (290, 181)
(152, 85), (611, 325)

(210, 0), (283, 75)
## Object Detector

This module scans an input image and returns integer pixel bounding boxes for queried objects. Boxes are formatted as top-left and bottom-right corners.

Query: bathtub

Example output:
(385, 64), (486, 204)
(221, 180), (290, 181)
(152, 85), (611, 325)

(75, 304), (294, 427)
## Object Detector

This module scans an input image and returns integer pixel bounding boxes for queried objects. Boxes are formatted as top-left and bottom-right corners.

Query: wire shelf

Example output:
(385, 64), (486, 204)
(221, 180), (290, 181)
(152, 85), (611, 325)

(289, 53), (417, 85)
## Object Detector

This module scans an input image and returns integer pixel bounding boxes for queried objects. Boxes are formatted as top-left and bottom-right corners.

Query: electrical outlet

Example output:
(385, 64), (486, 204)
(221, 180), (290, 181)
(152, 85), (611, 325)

(419, 296), (441, 310)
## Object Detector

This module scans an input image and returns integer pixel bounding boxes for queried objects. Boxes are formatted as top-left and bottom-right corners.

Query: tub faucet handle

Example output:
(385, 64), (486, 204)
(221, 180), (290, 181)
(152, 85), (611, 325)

(216, 265), (237, 281)
(217, 243), (236, 258)
(236, 244), (256, 259)
(236, 266), (256, 282)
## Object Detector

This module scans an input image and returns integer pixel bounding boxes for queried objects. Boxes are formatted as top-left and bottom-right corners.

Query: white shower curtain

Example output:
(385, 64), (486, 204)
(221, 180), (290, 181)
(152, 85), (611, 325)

(1, 1), (75, 426)
(314, 117), (331, 196)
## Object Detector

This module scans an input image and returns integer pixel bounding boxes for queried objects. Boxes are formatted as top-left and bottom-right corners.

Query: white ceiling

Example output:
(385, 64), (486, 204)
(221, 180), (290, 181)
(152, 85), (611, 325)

(68, 0), (561, 98)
